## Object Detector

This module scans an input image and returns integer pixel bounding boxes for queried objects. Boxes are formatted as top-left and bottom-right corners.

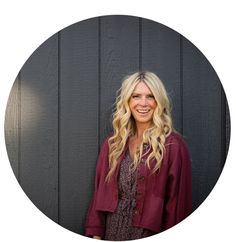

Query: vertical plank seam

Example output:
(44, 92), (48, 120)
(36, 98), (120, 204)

(139, 18), (142, 71)
(18, 72), (21, 184)
(57, 31), (61, 225)
(98, 17), (101, 147)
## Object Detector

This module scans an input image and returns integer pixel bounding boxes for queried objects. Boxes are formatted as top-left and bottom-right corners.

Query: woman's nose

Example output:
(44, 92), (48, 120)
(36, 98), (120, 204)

(139, 97), (148, 106)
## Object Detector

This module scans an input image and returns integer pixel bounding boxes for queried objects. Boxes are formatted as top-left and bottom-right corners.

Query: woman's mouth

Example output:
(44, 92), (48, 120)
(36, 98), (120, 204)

(137, 109), (150, 114)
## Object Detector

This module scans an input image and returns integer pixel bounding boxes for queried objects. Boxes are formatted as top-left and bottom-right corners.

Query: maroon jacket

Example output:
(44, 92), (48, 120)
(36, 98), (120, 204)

(85, 132), (192, 238)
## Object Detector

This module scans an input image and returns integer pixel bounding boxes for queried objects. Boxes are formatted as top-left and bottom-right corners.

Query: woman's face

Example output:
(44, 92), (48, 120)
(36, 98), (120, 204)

(128, 81), (157, 127)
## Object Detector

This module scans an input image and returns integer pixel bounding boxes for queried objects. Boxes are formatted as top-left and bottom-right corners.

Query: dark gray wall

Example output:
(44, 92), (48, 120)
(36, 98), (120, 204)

(4, 15), (230, 235)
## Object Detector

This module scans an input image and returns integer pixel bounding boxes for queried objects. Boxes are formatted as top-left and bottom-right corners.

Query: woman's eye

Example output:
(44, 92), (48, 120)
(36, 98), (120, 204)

(147, 95), (154, 99)
(132, 95), (140, 99)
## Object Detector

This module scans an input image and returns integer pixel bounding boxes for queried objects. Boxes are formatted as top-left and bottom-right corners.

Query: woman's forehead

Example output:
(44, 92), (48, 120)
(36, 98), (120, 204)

(132, 81), (153, 94)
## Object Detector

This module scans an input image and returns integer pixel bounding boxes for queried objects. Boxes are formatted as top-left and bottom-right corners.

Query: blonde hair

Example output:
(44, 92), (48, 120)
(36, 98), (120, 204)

(106, 71), (173, 182)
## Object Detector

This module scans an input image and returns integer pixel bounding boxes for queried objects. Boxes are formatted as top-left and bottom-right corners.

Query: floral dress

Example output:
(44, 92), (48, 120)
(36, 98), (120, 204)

(104, 150), (154, 241)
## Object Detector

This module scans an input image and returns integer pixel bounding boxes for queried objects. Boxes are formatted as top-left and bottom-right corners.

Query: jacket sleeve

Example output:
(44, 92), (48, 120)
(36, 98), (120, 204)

(162, 134), (192, 231)
(84, 138), (109, 238)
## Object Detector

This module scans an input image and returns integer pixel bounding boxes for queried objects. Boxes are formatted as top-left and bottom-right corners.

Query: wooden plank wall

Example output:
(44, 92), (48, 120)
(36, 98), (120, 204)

(4, 15), (230, 235)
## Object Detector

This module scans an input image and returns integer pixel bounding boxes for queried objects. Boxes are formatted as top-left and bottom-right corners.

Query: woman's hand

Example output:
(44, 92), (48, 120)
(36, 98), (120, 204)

(93, 236), (102, 240)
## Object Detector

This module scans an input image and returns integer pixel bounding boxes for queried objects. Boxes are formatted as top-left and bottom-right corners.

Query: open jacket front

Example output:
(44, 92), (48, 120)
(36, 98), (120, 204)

(85, 132), (192, 238)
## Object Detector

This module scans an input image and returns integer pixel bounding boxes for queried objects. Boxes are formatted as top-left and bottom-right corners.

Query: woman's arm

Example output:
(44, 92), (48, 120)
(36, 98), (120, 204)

(85, 137), (110, 238)
(163, 134), (192, 230)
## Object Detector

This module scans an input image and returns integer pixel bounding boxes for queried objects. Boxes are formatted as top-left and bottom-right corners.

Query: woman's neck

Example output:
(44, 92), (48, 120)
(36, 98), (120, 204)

(134, 122), (151, 140)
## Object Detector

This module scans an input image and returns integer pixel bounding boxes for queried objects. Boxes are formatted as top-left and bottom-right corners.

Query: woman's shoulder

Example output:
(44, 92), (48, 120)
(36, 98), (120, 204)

(99, 133), (113, 150)
(101, 133), (113, 143)
(164, 131), (191, 168)
(165, 131), (189, 149)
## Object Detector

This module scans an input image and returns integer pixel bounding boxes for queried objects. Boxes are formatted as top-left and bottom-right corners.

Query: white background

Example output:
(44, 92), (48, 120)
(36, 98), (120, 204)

(0, 1), (235, 241)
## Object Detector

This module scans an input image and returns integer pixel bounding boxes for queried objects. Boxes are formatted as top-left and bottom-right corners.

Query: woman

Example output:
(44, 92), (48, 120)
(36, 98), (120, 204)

(85, 71), (192, 240)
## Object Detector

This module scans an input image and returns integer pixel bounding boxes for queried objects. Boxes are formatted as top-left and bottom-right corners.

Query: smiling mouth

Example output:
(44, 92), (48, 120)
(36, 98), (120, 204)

(137, 109), (150, 114)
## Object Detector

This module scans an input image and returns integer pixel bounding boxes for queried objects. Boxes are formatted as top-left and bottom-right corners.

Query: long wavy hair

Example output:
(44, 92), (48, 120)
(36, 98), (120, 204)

(106, 71), (173, 182)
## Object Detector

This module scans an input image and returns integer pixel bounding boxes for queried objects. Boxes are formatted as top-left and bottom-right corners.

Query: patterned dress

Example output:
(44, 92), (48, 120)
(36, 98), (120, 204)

(104, 149), (154, 241)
